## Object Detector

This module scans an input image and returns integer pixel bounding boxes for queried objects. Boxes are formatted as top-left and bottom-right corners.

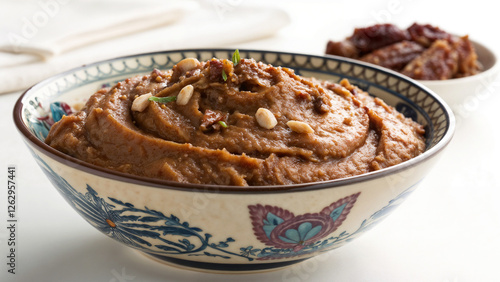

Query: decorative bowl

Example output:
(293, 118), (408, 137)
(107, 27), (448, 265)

(417, 39), (499, 109)
(13, 49), (454, 273)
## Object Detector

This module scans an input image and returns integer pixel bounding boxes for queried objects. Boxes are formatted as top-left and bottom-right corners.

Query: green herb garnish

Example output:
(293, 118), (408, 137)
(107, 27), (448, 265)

(232, 49), (241, 66)
(221, 49), (240, 82)
(218, 121), (228, 128)
(149, 96), (177, 103)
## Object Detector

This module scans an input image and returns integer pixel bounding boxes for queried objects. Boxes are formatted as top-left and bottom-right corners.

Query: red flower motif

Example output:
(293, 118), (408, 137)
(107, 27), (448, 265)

(249, 192), (360, 251)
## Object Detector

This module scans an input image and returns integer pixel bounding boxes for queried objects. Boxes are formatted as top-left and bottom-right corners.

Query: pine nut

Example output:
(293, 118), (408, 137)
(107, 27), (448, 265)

(176, 58), (200, 72)
(176, 85), (194, 106)
(287, 120), (314, 134)
(131, 93), (152, 112)
(255, 108), (277, 129)
(72, 102), (85, 111)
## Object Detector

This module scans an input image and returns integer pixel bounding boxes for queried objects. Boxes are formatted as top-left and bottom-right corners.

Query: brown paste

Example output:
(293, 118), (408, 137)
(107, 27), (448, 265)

(45, 58), (426, 186)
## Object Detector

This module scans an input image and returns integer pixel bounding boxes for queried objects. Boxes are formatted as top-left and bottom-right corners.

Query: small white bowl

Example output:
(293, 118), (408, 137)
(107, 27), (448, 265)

(418, 39), (499, 109)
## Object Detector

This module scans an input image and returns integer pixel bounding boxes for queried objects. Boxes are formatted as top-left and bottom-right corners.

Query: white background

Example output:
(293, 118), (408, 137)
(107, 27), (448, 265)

(1, 0), (500, 281)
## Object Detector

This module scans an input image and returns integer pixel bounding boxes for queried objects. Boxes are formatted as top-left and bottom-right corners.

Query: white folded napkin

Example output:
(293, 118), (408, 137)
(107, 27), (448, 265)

(0, 0), (194, 58)
(0, 1), (290, 94)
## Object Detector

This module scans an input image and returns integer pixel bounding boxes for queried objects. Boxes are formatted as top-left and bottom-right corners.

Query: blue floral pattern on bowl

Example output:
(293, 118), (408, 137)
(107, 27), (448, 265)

(33, 152), (417, 261)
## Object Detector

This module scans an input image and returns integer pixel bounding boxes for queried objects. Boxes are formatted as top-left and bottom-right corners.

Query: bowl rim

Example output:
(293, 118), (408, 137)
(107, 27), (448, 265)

(13, 48), (456, 194)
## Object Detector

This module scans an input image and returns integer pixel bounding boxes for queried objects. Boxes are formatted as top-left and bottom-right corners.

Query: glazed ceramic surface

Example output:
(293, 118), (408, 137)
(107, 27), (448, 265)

(14, 49), (455, 272)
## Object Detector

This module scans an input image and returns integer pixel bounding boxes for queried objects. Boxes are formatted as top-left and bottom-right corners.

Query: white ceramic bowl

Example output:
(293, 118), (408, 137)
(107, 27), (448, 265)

(418, 39), (499, 108)
(13, 49), (454, 273)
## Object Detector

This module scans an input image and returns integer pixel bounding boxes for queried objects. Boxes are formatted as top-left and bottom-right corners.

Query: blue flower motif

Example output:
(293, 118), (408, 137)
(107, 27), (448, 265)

(278, 222), (322, 245)
(29, 120), (50, 141)
(49, 102), (73, 123)
(26, 101), (73, 140)
(263, 212), (284, 238)
(329, 203), (348, 221)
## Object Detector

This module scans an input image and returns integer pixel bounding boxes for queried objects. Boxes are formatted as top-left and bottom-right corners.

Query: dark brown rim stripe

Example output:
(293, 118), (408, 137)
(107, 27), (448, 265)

(143, 252), (309, 271)
(13, 48), (456, 194)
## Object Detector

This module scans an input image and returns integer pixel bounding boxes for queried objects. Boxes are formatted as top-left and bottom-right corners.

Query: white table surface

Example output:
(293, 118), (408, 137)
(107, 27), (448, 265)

(2, 1), (500, 281)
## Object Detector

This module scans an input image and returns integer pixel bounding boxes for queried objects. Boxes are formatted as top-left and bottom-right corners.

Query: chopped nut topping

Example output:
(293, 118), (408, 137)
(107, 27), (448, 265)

(313, 96), (329, 114)
(200, 109), (228, 132)
(255, 108), (278, 129)
(176, 85), (194, 106)
(131, 93), (152, 112)
(72, 102), (85, 111)
(287, 120), (314, 134)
